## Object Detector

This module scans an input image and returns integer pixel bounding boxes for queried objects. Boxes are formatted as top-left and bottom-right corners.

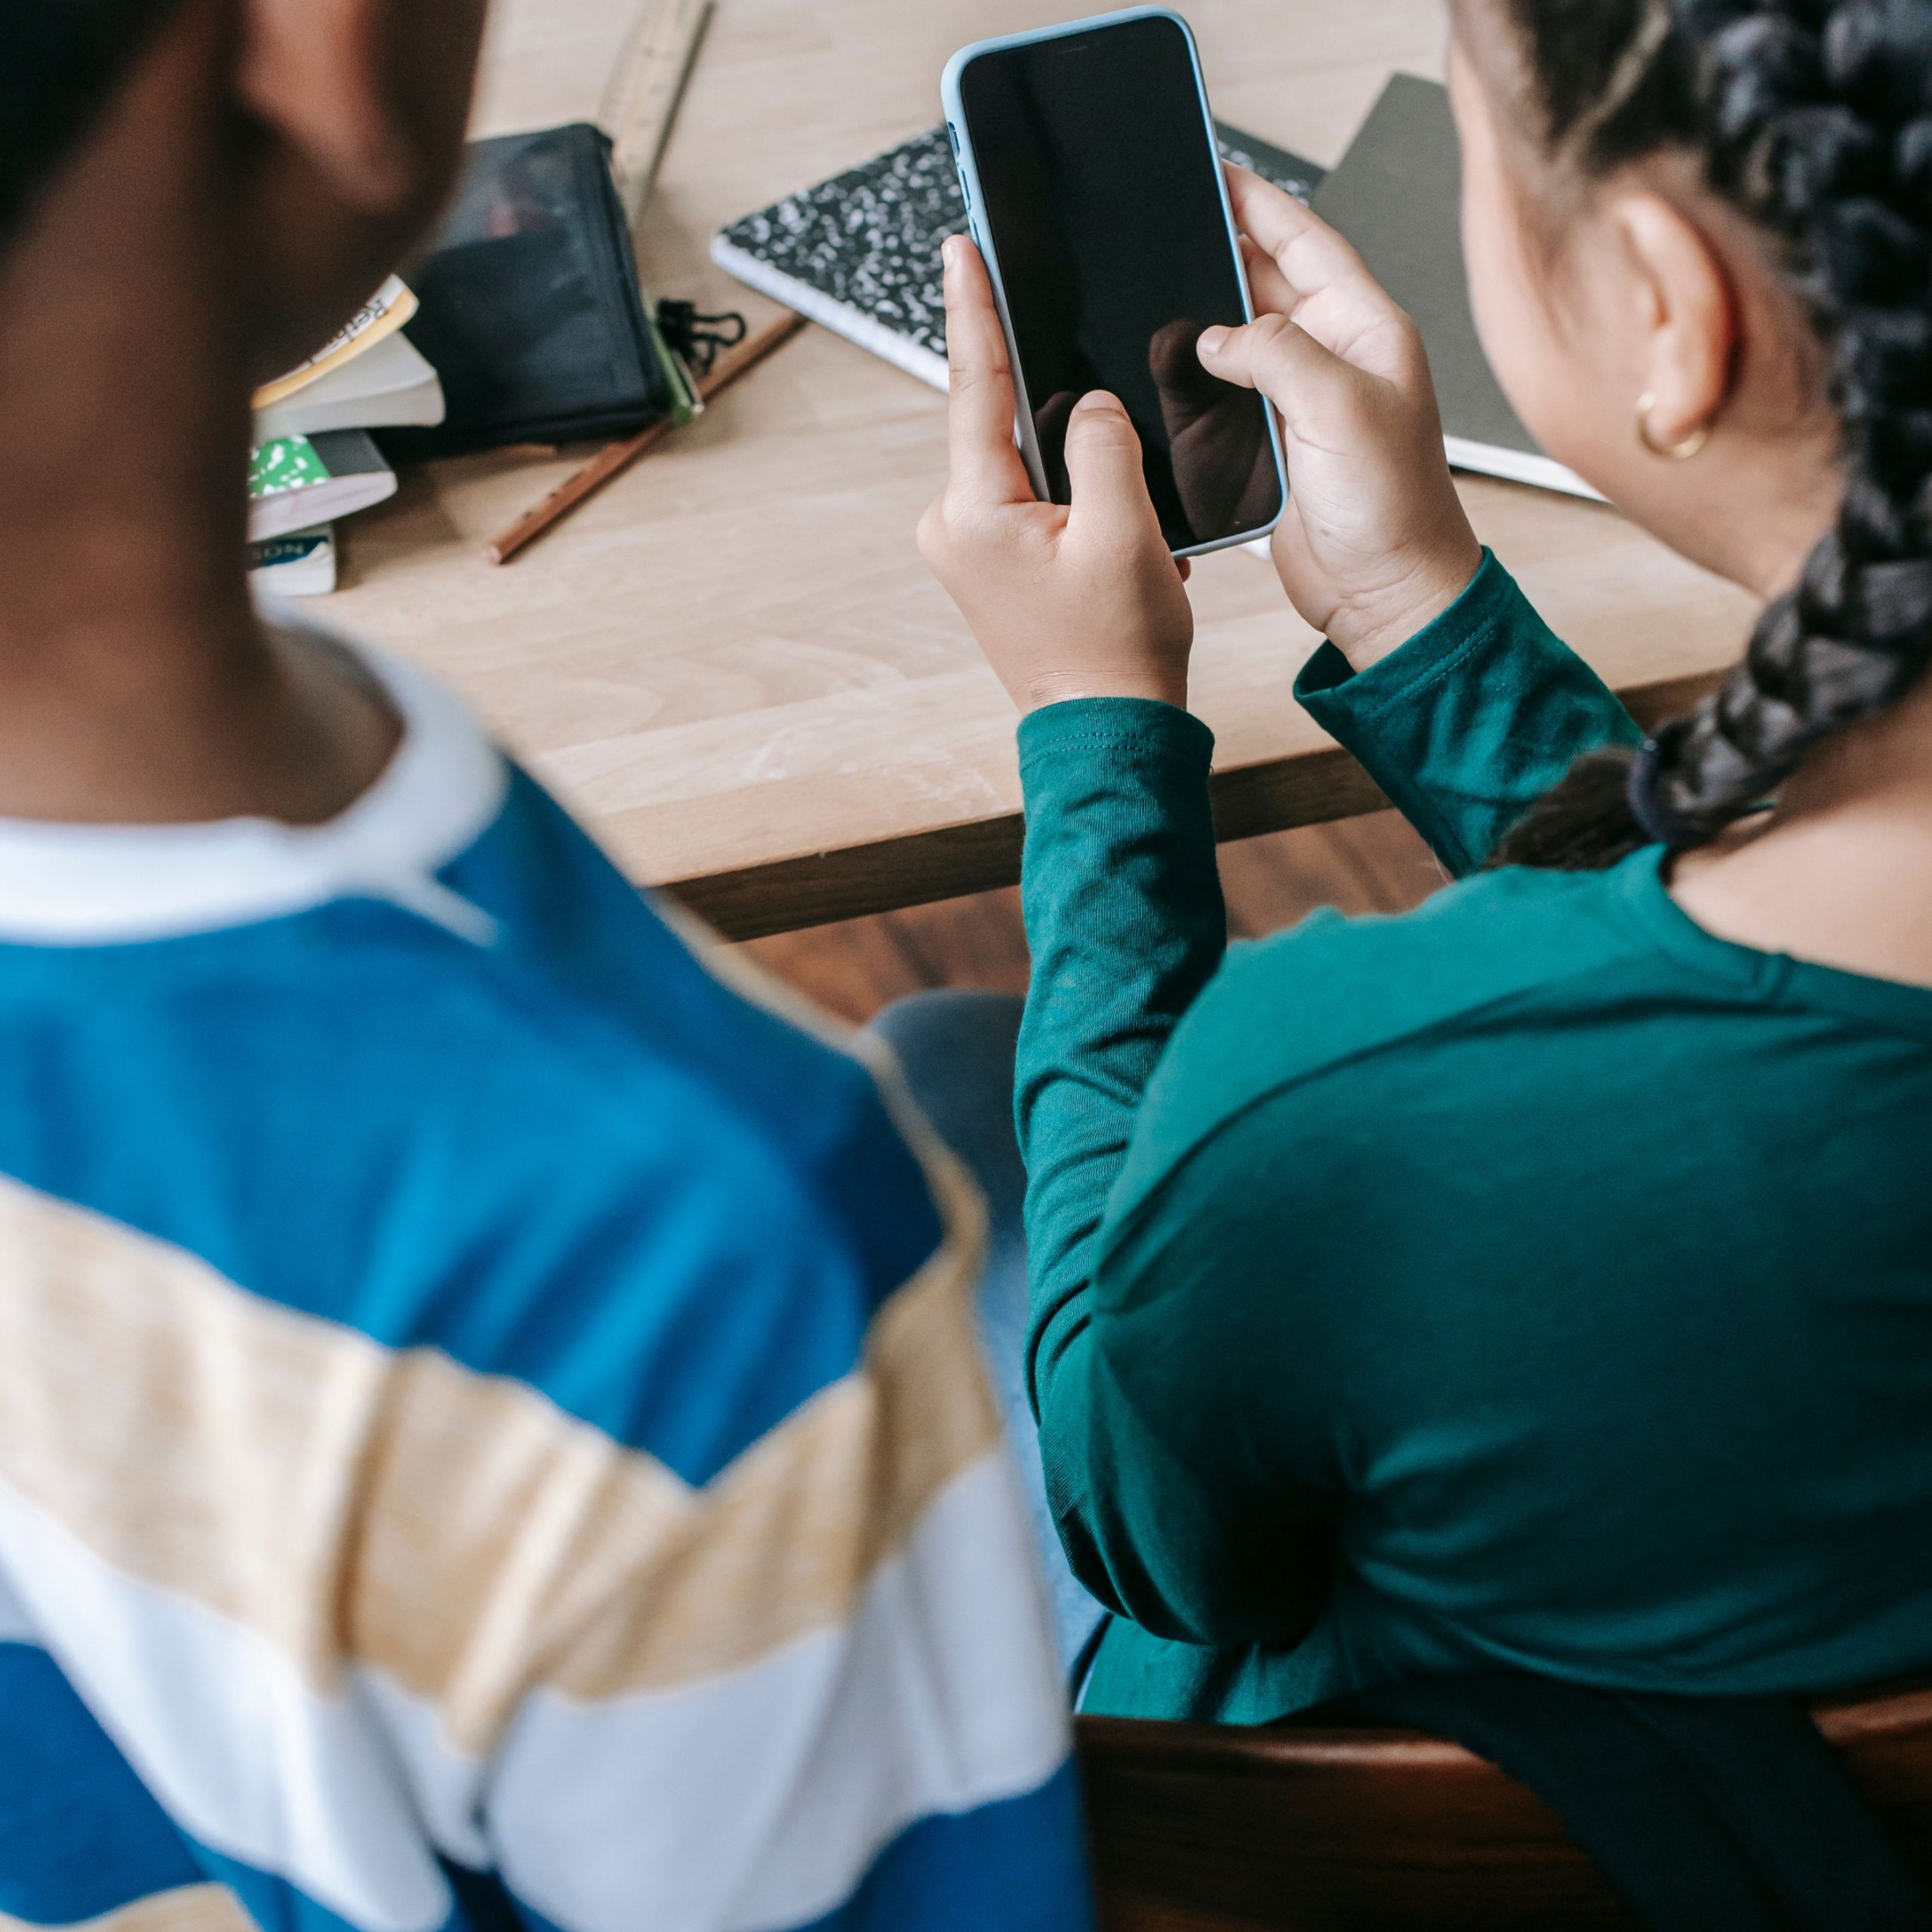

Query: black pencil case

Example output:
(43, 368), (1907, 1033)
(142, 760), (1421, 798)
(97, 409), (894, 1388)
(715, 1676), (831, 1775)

(380, 123), (669, 460)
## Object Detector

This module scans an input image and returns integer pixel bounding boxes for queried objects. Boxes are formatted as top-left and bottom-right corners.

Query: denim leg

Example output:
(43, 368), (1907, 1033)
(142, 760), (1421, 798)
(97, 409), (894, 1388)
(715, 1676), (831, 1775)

(867, 989), (1109, 1683)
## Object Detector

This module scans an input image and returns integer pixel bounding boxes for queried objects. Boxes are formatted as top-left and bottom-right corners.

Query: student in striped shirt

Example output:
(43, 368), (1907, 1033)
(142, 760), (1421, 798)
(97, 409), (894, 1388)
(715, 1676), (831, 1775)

(0, 5), (1091, 1931)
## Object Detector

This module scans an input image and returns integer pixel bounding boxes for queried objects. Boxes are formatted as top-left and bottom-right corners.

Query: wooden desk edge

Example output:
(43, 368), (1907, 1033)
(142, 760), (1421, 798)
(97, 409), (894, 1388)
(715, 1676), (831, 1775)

(661, 668), (1724, 942)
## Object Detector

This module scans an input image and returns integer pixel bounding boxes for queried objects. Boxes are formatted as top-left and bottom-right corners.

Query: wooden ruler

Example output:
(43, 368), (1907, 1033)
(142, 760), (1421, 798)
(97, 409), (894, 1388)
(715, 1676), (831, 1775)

(600, 0), (716, 225)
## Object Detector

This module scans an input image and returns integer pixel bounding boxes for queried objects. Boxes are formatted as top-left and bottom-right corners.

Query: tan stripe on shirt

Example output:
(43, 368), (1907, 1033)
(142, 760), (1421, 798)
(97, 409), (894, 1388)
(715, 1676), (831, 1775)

(0, 1885), (255, 1932)
(0, 1145), (992, 1755)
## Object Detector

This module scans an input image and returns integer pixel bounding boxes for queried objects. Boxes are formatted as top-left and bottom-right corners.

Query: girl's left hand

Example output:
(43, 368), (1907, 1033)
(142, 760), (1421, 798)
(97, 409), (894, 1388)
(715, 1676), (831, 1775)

(918, 235), (1196, 715)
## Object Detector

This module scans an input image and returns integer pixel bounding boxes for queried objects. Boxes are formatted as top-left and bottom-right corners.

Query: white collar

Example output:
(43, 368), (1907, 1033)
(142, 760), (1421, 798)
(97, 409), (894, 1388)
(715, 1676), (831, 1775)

(0, 620), (508, 946)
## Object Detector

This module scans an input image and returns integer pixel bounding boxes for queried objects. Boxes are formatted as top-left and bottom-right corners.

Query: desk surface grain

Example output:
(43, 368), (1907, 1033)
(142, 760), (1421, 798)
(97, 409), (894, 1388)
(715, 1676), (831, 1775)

(324, 0), (1755, 939)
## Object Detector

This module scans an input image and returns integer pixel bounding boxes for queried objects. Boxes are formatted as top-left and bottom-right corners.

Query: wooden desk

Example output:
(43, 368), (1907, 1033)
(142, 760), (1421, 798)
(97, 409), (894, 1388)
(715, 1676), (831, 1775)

(326, 0), (1756, 941)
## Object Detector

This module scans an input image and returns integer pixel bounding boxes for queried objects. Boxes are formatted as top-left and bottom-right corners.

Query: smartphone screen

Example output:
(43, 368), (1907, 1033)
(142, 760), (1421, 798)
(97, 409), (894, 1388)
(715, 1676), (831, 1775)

(955, 14), (1284, 553)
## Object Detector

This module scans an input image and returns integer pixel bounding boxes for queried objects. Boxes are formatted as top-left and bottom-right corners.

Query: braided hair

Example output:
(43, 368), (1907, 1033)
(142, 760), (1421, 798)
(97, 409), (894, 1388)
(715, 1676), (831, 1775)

(1490, 0), (1932, 869)
(2, 0), (181, 252)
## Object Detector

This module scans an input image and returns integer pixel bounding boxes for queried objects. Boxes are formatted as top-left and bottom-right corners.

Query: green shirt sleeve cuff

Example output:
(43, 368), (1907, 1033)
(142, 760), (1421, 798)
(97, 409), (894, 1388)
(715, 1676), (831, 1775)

(1291, 551), (1641, 875)
(1294, 549), (1524, 716)
(1017, 697), (1217, 805)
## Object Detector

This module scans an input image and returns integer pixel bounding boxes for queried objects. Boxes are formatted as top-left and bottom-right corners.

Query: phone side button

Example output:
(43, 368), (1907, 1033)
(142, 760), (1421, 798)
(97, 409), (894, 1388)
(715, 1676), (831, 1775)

(946, 121), (961, 156)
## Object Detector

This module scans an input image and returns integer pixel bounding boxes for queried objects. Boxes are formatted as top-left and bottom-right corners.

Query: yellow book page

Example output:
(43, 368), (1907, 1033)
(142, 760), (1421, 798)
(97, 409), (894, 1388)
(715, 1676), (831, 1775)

(252, 278), (420, 409)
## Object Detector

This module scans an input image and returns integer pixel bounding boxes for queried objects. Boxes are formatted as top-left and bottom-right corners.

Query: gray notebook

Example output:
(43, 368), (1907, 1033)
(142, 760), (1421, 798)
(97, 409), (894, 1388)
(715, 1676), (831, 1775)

(1312, 75), (1595, 500)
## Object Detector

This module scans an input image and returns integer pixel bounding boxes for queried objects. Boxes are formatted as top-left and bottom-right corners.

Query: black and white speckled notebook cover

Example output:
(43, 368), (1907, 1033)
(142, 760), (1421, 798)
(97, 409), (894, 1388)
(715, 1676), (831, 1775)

(711, 122), (1323, 391)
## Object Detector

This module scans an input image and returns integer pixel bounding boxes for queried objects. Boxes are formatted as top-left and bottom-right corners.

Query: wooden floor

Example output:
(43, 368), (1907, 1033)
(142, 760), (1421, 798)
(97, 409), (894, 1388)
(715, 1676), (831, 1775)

(740, 810), (1447, 1023)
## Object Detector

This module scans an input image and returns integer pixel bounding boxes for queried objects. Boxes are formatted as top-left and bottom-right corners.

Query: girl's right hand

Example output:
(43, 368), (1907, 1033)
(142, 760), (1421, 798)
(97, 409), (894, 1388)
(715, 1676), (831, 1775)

(1198, 167), (1483, 670)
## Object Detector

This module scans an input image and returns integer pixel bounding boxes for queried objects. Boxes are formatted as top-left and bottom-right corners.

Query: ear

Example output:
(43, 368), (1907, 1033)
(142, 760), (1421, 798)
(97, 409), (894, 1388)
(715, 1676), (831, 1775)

(235, 0), (414, 213)
(1608, 191), (1738, 447)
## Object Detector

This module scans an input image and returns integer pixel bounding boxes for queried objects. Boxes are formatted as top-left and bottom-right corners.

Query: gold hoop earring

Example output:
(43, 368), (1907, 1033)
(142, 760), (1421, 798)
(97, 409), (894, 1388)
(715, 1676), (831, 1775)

(1636, 392), (1712, 461)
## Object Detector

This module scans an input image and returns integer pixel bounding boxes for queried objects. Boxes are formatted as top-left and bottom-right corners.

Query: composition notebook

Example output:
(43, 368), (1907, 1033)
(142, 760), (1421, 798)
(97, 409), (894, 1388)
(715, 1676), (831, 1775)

(246, 432), (396, 543)
(712, 122), (1324, 391)
(715, 85), (1594, 500)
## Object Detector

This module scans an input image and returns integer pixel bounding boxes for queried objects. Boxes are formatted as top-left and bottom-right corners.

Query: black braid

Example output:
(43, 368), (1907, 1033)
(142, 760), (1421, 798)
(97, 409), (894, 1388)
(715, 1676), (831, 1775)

(1489, 0), (1932, 869)
(1, 0), (182, 252)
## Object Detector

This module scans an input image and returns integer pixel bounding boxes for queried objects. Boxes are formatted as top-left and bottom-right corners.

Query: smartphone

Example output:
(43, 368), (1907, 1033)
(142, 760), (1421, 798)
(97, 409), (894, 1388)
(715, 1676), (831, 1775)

(942, 8), (1286, 559)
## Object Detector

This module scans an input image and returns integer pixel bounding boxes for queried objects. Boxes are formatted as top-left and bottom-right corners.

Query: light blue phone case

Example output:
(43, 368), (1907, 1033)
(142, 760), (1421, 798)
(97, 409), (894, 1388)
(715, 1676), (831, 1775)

(940, 6), (1286, 559)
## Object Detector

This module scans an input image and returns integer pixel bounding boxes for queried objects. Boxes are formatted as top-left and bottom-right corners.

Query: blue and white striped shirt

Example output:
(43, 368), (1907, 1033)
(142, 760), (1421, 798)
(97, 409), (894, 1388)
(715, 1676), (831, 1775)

(0, 631), (1091, 1932)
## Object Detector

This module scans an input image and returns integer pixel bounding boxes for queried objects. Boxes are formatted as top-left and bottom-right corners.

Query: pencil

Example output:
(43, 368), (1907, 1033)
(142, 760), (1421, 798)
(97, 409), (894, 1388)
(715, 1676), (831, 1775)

(484, 309), (806, 565)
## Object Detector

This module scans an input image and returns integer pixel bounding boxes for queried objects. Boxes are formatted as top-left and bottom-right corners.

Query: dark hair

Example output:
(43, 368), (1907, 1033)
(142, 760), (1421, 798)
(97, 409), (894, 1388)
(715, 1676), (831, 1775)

(2, 0), (180, 251)
(1489, 0), (1932, 869)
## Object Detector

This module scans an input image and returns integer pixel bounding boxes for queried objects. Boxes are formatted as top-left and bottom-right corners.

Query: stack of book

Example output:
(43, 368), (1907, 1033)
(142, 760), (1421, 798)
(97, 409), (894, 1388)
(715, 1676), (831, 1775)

(248, 278), (446, 598)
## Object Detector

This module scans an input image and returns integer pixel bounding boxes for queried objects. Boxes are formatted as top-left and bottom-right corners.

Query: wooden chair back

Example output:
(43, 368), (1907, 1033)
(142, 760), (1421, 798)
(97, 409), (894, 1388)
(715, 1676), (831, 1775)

(1075, 1681), (1932, 1931)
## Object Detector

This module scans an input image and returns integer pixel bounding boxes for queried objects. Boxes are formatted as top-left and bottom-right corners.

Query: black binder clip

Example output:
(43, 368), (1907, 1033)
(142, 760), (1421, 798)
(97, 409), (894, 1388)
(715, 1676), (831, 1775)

(655, 300), (749, 377)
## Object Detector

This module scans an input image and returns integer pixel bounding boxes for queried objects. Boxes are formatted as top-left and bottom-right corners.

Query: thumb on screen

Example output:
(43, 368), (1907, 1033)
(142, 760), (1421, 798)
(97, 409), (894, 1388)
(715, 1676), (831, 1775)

(1063, 392), (1159, 544)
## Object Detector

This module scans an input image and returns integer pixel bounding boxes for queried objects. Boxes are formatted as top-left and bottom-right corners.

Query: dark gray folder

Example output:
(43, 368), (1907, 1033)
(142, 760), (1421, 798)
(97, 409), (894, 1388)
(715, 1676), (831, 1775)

(1312, 75), (1593, 497)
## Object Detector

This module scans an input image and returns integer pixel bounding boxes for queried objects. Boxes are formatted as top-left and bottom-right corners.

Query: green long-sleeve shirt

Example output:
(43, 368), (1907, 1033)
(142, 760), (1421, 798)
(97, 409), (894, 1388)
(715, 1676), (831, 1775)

(1016, 552), (1932, 1726)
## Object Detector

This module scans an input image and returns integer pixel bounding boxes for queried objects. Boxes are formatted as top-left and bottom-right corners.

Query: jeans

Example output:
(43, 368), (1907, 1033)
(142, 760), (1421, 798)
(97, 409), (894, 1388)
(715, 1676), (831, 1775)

(866, 990), (1109, 1684)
